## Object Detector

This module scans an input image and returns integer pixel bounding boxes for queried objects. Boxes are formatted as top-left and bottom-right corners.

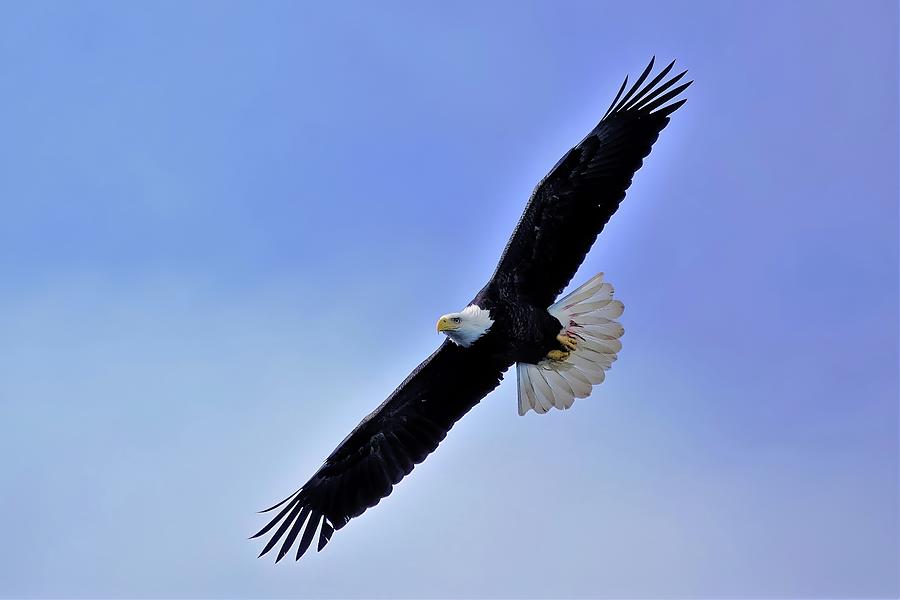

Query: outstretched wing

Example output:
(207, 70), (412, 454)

(490, 58), (692, 307)
(252, 341), (506, 562)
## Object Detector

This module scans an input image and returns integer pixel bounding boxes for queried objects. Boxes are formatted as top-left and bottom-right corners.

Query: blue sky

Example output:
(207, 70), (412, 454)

(0, 1), (897, 597)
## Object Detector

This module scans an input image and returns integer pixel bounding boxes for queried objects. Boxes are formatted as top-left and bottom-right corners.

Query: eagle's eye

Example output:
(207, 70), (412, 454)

(452, 317), (461, 324)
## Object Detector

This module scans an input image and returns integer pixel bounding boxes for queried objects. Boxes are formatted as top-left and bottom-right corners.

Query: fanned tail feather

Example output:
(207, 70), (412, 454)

(516, 273), (624, 416)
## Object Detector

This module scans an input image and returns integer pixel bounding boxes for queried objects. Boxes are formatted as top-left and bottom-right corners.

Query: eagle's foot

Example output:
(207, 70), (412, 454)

(546, 349), (570, 362)
(556, 333), (578, 352)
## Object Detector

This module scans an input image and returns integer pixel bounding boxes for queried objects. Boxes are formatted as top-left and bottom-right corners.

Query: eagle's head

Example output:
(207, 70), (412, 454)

(436, 304), (494, 348)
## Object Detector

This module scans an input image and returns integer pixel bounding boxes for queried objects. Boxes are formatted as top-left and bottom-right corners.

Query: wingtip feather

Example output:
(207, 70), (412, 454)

(258, 488), (302, 513)
(317, 519), (334, 551)
(611, 57), (656, 116)
(604, 59), (691, 120)
(601, 74), (629, 120)
(641, 80), (693, 115)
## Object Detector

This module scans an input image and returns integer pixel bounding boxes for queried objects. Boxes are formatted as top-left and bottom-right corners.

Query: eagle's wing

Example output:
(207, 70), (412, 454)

(252, 340), (506, 562)
(490, 58), (691, 307)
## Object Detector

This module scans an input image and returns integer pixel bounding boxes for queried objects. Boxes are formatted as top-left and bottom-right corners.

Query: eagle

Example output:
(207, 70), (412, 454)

(252, 58), (691, 562)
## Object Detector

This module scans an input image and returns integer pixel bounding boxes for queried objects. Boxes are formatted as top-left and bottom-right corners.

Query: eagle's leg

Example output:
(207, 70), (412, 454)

(546, 349), (569, 361)
(546, 333), (578, 361)
(557, 333), (578, 352)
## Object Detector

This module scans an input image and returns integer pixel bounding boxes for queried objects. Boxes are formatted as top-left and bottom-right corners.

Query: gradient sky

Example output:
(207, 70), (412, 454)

(0, 1), (897, 598)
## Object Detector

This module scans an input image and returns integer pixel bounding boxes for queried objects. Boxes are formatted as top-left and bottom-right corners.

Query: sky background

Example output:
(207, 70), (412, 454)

(0, 1), (897, 598)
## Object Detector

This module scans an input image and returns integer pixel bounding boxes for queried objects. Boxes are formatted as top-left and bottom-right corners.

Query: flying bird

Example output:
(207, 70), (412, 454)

(252, 58), (691, 562)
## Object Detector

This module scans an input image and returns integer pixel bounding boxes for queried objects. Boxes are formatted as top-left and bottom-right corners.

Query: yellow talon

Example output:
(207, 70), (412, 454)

(547, 349), (570, 361)
(556, 333), (578, 352)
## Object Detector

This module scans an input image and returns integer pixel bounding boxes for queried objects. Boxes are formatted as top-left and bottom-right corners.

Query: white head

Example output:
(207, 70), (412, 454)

(436, 304), (494, 348)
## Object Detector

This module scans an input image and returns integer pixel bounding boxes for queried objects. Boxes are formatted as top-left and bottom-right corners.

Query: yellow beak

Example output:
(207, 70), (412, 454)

(436, 317), (457, 332)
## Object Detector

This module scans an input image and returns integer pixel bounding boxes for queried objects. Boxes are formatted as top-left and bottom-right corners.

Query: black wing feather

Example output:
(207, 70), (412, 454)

(253, 341), (505, 561)
(317, 519), (334, 551)
(490, 58), (691, 307)
(637, 80), (693, 114)
(621, 60), (676, 112)
(615, 56), (656, 111)
(277, 505), (309, 562)
(294, 510), (321, 560)
(601, 74), (629, 120)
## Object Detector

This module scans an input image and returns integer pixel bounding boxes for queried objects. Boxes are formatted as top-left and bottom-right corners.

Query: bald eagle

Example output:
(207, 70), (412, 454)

(252, 58), (691, 562)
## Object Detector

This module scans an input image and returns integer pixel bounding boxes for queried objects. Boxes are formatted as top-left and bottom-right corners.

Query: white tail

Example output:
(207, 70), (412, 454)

(516, 273), (624, 415)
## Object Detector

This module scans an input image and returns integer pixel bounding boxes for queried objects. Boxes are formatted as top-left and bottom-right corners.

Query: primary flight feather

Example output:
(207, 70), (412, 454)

(252, 57), (691, 562)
